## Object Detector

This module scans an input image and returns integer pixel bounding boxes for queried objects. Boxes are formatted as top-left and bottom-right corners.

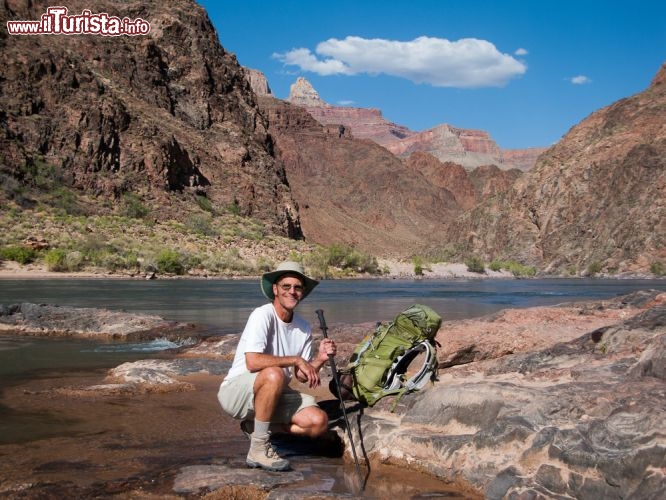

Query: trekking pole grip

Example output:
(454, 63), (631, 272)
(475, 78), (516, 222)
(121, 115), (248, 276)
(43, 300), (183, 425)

(315, 309), (329, 339)
(316, 309), (335, 369)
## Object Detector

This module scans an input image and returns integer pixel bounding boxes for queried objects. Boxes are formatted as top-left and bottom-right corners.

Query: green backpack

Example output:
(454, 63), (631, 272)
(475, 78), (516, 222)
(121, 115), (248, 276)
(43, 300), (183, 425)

(333, 304), (442, 410)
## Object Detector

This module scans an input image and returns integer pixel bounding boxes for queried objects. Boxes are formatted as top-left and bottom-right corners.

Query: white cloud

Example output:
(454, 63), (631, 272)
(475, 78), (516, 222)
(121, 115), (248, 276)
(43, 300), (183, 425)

(570, 75), (592, 85)
(275, 47), (351, 76)
(515, 48), (528, 56)
(337, 100), (355, 106)
(273, 35), (527, 88)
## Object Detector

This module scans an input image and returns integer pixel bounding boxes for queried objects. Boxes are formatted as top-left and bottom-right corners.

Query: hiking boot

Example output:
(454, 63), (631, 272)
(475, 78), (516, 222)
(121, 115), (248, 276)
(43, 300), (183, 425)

(246, 437), (291, 471)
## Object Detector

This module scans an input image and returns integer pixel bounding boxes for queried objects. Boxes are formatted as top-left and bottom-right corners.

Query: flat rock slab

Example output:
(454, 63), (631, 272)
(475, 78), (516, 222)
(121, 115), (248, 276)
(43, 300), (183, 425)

(173, 464), (304, 494)
(106, 358), (231, 391)
(0, 302), (197, 339)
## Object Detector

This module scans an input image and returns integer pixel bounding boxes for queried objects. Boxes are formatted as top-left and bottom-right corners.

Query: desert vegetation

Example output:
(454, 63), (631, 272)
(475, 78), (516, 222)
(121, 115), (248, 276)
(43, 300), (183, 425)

(0, 200), (387, 279)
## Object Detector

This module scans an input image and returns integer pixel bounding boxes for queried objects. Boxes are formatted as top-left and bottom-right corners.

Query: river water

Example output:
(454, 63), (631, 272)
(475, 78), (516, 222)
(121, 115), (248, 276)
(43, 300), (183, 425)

(2, 277), (666, 382)
(3, 276), (666, 329)
(1, 277), (665, 497)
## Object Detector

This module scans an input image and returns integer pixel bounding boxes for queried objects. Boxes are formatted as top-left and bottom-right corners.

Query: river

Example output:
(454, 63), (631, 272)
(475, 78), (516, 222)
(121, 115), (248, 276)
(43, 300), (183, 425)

(1, 277), (666, 381)
(3, 276), (665, 330)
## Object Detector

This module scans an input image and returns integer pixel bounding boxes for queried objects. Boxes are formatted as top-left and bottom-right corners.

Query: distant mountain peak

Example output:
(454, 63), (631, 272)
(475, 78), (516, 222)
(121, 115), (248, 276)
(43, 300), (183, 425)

(287, 77), (329, 107)
(280, 76), (543, 171)
(245, 68), (272, 97)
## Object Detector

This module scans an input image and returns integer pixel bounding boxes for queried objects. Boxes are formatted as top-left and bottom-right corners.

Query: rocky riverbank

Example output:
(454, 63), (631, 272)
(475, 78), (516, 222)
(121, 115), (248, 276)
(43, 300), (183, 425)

(0, 258), (514, 280)
(1, 290), (665, 498)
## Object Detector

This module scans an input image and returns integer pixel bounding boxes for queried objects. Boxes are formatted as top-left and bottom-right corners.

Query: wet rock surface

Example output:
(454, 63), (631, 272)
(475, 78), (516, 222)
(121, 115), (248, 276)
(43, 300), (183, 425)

(0, 302), (198, 339)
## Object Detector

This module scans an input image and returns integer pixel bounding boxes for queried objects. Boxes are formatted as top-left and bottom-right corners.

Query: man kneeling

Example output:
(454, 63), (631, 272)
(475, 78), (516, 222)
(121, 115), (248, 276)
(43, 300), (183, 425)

(217, 261), (336, 471)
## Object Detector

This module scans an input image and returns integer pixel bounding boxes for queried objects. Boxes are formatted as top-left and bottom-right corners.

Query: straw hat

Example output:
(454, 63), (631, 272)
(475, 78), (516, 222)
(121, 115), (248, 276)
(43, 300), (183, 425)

(261, 261), (319, 300)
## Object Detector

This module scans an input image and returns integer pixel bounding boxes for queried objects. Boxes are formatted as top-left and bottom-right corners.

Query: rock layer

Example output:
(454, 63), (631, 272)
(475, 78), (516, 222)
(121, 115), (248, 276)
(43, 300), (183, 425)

(340, 290), (666, 498)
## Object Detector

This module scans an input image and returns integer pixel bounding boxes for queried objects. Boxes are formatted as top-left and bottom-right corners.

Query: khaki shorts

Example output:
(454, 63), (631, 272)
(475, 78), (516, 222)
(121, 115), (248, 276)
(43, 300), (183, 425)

(217, 371), (316, 424)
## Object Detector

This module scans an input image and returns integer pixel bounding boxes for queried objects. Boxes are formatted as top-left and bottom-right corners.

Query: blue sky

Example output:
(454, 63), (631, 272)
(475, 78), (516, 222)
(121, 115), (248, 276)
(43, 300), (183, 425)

(198, 0), (665, 149)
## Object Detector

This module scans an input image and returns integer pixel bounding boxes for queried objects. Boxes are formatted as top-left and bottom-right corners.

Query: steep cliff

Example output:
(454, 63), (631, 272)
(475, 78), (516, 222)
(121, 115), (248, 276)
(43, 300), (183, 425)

(447, 63), (666, 274)
(0, 0), (301, 237)
(403, 152), (522, 211)
(258, 96), (460, 257)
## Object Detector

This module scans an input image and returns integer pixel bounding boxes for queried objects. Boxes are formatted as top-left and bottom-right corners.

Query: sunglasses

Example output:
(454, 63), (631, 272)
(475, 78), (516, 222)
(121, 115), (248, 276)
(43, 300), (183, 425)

(277, 283), (304, 293)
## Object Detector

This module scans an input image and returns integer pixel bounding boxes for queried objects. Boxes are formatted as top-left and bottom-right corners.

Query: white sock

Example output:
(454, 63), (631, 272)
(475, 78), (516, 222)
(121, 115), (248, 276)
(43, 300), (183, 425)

(253, 419), (270, 440)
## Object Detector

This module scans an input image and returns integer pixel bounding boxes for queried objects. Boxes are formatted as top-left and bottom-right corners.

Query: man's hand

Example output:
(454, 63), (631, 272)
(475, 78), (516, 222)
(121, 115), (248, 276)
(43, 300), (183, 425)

(294, 357), (321, 388)
(317, 338), (336, 361)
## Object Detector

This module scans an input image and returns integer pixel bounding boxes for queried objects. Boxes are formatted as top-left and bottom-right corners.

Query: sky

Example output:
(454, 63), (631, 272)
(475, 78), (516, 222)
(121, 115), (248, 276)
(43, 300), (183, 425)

(198, 0), (666, 149)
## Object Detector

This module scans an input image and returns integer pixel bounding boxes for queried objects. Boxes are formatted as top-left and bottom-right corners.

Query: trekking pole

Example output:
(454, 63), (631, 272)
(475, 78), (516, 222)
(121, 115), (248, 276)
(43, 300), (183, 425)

(315, 309), (364, 488)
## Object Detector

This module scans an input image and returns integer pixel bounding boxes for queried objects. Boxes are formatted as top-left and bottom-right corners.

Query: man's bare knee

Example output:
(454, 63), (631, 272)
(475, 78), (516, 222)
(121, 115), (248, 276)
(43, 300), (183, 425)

(254, 366), (287, 391)
(310, 410), (328, 436)
(292, 407), (329, 437)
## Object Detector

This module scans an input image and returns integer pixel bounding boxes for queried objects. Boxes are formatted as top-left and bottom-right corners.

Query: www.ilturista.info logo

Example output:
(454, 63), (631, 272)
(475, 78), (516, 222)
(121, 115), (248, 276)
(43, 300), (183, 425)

(6, 6), (150, 36)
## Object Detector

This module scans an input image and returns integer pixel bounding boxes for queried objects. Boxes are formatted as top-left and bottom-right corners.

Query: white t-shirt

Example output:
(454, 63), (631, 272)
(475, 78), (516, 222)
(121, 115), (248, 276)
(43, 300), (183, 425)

(222, 303), (313, 385)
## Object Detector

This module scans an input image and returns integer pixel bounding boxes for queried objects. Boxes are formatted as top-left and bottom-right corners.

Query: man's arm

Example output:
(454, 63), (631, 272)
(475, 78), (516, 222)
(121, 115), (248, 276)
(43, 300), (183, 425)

(246, 351), (323, 388)
(245, 352), (304, 372)
(293, 338), (337, 386)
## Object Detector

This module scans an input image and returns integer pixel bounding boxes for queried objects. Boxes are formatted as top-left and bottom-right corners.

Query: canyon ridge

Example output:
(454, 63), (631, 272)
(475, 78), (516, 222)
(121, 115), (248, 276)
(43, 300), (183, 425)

(1, 0), (664, 276)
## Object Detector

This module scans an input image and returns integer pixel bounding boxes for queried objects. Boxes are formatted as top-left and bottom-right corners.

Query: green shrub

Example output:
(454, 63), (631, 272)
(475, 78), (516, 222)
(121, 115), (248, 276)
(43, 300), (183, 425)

(650, 261), (665, 276)
(51, 187), (82, 215)
(196, 195), (214, 213)
(325, 244), (379, 274)
(227, 201), (241, 216)
(155, 249), (186, 275)
(203, 248), (255, 275)
(327, 244), (347, 268)
(344, 249), (379, 274)
(465, 255), (486, 274)
(1, 174), (32, 207)
(25, 157), (65, 190)
(413, 256), (424, 276)
(0, 245), (37, 264)
(64, 251), (83, 271)
(186, 214), (217, 236)
(489, 260), (502, 272)
(302, 245), (380, 278)
(587, 261), (603, 276)
(303, 250), (329, 279)
(488, 259), (537, 277)
(121, 193), (149, 219)
(506, 261), (537, 277)
(255, 256), (274, 273)
(44, 248), (67, 271)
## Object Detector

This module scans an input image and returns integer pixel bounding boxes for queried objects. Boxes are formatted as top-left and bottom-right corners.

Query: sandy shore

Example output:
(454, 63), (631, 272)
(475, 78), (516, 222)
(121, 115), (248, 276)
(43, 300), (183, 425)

(0, 259), (514, 280)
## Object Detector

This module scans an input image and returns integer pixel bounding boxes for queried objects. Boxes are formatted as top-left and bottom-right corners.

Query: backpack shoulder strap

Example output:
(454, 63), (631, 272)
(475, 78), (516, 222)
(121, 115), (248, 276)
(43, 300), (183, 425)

(385, 340), (439, 411)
